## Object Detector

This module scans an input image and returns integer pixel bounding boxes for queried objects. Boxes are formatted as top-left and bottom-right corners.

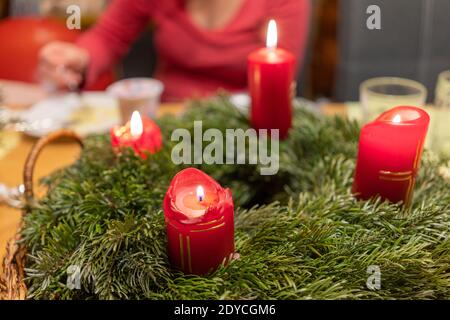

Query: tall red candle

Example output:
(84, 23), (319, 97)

(352, 106), (430, 207)
(248, 19), (295, 139)
(163, 168), (235, 275)
(110, 111), (162, 159)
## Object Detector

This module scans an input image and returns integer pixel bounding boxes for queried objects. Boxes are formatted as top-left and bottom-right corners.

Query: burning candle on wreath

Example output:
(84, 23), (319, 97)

(352, 106), (430, 207)
(110, 111), (162, 159)
(248, 19), (296, 139)
(163, 168), (235, 275)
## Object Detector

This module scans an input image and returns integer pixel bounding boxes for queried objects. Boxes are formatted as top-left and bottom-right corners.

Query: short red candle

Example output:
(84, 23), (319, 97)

(110, 111), (162, 159)
(352, 106), (430, 206)
(163, 168), (235, 275)
(248, 19), (295, 139)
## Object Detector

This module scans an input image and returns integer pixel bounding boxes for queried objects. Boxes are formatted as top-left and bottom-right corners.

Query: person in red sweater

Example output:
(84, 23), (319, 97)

(39, 0), (310, 102)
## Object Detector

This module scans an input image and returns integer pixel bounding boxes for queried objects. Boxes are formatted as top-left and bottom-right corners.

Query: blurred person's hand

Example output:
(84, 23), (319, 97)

(38, 41), (89, 91)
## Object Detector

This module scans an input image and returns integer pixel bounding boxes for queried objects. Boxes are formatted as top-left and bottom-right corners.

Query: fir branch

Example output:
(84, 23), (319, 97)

(21, 96), (450, 300)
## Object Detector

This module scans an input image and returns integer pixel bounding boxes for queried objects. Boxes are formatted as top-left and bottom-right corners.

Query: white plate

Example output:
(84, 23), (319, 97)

(21, 92), (120, 138)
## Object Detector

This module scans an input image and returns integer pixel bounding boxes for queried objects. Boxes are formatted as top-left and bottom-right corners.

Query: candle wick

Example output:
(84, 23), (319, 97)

(196, 185), (205, 202)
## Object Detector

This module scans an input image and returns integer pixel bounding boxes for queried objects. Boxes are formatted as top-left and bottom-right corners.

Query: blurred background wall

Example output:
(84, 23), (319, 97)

(1, 0), (449, 102)
(336, 0), (450, 102)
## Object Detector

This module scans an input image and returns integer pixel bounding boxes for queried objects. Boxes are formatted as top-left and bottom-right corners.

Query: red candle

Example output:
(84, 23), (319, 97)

(248, 19), (295, 139)
(352, 106), (430, 207)
(110, 111), (162, 159)
(163, 168), (235, 275)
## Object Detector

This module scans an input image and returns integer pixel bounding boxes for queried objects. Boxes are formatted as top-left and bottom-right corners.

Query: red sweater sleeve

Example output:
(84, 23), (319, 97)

(76, 0), (153, 86)
(266, 0), (311, 74)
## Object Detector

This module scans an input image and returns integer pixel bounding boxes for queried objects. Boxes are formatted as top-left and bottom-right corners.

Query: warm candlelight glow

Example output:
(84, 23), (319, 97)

(130, 111), (143, 138)
(164, 168), (235, 275)
(249, 18), (295, 139)
(266, 19), (277, 49)
(393, 114), (401, 123)
(196, 185), (205, 202)
(110, 111), (162, 159)
(352, 106), (430, 207)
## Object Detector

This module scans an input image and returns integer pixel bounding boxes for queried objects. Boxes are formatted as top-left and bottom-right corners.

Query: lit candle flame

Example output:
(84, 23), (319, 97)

(266, 19), (277, 50)
(196, 185), (205, 202)
(130, 111), (143, 138)
(393, 114), (401, 123)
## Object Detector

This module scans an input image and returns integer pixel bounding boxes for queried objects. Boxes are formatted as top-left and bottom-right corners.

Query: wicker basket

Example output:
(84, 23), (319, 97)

(0, 130), (83, 300)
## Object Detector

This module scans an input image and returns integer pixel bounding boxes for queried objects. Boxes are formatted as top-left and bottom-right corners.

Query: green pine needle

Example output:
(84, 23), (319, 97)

(21, 95), (450, 299)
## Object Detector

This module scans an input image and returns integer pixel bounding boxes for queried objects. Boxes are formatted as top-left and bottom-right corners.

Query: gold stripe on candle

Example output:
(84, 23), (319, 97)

(186, 236), (192, 273)
(379, 170), (413, 176)
(378, 170), (414, 206)
(406, 140), (423, 207)
(376, 138), (424, 207)
(413, 139), (423, 170)
(379, 175), (412, 182)
(190, 222), (226, 233)
(197, 216), (225, 226)
(179, 234), (185, 270)
(405, 177), (415, 207)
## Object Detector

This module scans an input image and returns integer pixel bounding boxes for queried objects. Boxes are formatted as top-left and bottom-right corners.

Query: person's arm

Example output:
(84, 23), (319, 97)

(76, 0), (154, 86)
(266, 0), (311, 74)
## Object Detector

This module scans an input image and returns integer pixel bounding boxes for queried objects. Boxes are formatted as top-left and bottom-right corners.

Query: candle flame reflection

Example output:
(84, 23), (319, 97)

(196, 185), (205, 202)
(130, 111), (144, 138)
(393, 114), (401, 123)
(266, 19), (277, 50)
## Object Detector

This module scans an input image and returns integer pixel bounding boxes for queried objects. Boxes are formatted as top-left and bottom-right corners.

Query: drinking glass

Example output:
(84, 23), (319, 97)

(360, 77), (427, 122)
(107, 78), (164, 124)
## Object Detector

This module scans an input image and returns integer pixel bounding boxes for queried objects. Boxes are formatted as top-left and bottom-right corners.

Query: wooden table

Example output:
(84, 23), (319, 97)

(0, 82), (346, 272)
